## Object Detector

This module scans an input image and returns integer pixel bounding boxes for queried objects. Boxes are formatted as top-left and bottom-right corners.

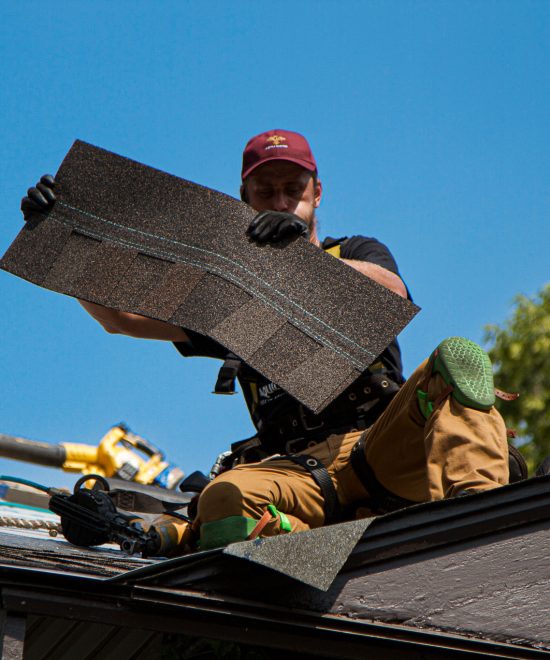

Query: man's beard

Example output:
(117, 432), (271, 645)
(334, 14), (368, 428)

(307, 213), (320, 246)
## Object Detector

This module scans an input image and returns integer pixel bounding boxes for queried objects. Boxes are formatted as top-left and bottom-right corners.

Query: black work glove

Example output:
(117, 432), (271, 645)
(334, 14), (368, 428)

(247, 210), (309, 243)
(20, 174), (56, 220)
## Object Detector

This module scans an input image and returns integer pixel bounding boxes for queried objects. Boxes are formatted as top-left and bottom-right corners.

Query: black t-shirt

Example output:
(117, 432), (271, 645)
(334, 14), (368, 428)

(174, 235), (411, 442)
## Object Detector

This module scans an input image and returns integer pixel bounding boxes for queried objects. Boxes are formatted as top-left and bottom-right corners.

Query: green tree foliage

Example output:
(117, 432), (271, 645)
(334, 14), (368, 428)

(484, 283), (550, 473)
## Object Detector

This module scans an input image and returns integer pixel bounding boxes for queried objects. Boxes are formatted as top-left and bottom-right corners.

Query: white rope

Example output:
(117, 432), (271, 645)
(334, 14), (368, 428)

(0, 515), (61, 535)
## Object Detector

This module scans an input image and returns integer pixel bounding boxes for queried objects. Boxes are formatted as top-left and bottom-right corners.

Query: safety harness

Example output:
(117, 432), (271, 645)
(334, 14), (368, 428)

(256, 369), (401, 454)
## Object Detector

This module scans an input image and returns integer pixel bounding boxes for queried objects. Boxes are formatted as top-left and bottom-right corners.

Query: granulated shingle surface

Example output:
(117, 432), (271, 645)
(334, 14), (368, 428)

(1, 140), (419, 412)
(250, 323), (322, 383)
(170, 273), (252, 335)
(210, 298), (286, 359)
(42, 231), (103, 296)
(45, 234), (138, 303)
(1, 217), (72, 285)
(225, 518), (373, 590)
(278, 347), (362, 413)
(134, 263), (204, 321)
(107, 253), (170, 310)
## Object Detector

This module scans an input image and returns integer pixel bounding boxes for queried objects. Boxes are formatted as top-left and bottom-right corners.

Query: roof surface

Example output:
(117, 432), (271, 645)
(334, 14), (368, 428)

(1, 477), (549, 658)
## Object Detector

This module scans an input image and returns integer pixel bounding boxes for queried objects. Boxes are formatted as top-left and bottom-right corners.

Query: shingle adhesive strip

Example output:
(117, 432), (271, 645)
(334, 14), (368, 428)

(1, 140), (419, 412)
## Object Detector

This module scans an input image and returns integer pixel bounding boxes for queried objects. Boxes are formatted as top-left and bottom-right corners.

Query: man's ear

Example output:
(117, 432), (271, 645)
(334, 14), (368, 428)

(314, 178), (322, 208)
(240, 184), (249, 203)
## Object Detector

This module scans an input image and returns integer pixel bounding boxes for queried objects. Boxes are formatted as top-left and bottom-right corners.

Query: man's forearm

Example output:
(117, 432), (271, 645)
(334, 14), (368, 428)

(78, 300), (188, 341)
(341, 259), (407, 298)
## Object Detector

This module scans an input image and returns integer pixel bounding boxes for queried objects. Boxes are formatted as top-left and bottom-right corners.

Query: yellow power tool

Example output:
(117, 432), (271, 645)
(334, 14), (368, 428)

(0, 423), (184, 489)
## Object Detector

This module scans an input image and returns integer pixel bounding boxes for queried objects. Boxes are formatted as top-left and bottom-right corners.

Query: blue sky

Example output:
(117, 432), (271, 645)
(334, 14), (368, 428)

(1, 1), (548, 489)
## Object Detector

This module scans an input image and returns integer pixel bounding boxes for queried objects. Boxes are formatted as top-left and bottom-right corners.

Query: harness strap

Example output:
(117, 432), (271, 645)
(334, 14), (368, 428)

(284, 454), (342, 524)
(507, 443), (528, 482)
(213, 352), (241, 395)
(350, 436), (415, 514)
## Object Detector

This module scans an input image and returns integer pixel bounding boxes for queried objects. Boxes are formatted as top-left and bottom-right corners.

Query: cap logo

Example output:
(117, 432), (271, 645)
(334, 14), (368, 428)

(266, 135), (286, 146)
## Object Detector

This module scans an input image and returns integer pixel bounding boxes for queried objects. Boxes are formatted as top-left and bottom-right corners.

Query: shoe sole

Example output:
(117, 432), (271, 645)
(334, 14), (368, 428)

(433, 337), (495, 410)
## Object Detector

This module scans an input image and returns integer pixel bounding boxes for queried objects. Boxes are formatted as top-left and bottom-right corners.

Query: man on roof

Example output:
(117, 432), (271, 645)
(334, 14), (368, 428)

(21, 130), (510, 555)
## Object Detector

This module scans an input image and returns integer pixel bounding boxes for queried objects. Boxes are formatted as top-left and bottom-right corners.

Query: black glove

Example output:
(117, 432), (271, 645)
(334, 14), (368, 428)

(247, 211), (309, 243)
(20, 174), (56, 220)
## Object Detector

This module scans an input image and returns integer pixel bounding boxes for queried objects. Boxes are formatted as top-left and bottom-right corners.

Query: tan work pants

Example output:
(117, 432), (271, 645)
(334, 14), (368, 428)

(196, 357), (509, 537)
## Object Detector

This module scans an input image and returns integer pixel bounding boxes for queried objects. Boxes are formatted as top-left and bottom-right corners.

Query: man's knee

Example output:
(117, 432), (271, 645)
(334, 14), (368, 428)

(195, 473), (292, 551)
(198, 473), (248, 522)
(194, 475), (256, 551)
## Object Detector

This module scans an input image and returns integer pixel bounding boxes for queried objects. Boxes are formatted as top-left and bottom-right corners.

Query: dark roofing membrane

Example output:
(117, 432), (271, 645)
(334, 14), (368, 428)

(1, 477), (550, 658)
(0, 140), (419, 412)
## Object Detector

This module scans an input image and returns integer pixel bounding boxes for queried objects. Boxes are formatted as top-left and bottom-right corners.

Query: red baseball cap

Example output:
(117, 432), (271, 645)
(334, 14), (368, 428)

(241, 129), (317, 180)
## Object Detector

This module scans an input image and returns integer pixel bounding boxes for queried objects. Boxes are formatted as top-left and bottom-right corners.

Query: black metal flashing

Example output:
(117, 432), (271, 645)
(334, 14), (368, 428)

(347, 472), (550, 570)
(1, 569), (547, 659)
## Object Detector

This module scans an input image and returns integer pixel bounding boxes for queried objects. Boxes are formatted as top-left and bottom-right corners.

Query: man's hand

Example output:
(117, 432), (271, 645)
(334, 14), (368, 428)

(21, 174), (56, 220)
(247, 211), (309, 243)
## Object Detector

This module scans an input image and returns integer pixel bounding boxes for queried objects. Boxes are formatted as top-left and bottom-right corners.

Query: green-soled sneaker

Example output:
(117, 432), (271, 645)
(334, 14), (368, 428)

(432, 337), (495, 410)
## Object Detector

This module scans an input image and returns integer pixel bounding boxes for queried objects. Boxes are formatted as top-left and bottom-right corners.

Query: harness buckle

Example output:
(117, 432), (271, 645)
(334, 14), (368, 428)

(284, 435), (308, 454)
(298, 405), (325, 431)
